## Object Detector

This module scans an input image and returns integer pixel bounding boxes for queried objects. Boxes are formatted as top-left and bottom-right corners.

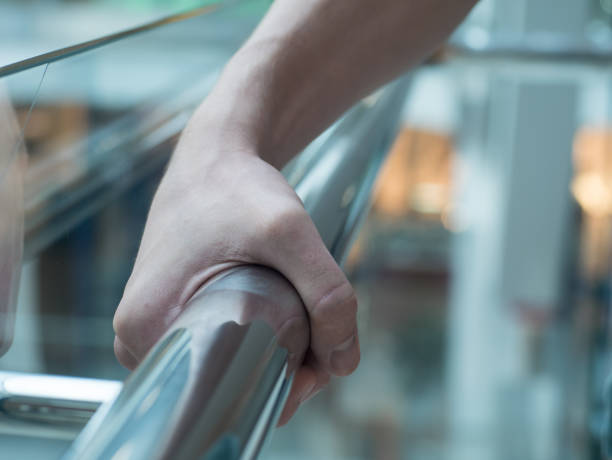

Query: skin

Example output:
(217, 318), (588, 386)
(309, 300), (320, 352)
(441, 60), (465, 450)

(113, 0), (478, 425)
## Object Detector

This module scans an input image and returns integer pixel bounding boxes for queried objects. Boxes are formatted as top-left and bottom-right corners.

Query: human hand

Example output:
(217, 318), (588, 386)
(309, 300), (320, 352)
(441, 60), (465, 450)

(113, 105), (360, 425)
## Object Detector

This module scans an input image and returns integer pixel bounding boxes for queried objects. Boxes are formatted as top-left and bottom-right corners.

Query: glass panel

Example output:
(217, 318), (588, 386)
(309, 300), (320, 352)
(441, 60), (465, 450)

(5, 1), (612, 459)
(0, 65), (49, 364)
(0, 65), (49, 157)
(0, 3), (266, 381)
(0, 1), (223, 69)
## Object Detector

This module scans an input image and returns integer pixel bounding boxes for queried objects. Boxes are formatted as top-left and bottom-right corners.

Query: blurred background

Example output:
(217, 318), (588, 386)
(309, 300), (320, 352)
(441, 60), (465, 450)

(2, 0), (612, 459)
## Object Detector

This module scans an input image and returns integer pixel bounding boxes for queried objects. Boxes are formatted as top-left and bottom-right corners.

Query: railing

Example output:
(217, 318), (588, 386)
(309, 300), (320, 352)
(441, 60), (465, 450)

(61, 79), (409, 460)
(7, 2), (612, 459)
(0, 2), (410, 456)
(1, 7), (265, 445)
(0, 80), (408, 457)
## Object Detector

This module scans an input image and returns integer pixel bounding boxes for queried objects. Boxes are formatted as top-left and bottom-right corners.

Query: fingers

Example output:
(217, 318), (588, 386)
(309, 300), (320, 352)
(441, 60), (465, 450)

(113, 261), (186, 364)
(278, 352), (331, 426)
(278, 365), (317, 426)
(253, 207), (360, 378)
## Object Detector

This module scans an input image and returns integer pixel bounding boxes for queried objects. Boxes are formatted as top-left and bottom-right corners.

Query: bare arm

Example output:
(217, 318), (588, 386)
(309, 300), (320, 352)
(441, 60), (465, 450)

(194, 0), (476, 166)
(114, 0), (477, 425)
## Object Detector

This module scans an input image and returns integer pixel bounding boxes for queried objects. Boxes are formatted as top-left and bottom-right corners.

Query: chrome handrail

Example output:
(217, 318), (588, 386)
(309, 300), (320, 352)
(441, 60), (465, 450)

(61, 77), (410, 460)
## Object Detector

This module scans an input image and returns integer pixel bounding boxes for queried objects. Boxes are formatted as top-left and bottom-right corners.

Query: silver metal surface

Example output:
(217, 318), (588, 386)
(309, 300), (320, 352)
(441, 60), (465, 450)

(292, 83), (408, 263)
(63, 266), (309, 460)
(0, 372), (120, 440)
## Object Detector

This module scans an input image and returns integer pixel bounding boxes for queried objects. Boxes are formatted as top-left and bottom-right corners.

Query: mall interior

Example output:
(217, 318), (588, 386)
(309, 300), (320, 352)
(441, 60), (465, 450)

(1, 0), (612, 459)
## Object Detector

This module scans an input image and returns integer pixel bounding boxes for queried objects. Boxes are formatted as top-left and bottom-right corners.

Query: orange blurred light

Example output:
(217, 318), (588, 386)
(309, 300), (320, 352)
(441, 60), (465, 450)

(571, 172), (612, 217)
(373, 126), (453, 219)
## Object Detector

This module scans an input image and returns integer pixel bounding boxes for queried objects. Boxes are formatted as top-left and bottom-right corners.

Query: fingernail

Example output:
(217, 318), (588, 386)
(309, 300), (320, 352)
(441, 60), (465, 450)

(298, 381), (316, 404)
(330, 335), (357, 375)
(301, 387), (321, 404)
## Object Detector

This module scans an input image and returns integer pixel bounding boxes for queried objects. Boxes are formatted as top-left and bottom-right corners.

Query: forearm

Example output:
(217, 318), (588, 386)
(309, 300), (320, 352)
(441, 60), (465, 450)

(194, 0), (477, 168)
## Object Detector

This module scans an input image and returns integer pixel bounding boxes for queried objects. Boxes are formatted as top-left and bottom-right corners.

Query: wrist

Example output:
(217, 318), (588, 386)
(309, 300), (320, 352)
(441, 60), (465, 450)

(171, 98), (261, 176)
(194, 39), (327, 169)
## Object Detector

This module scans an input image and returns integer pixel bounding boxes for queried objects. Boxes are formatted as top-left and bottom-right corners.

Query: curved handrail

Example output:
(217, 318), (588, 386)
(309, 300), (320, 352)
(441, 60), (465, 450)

(62, 78), (410, 460)
(63, 265), (308, 460)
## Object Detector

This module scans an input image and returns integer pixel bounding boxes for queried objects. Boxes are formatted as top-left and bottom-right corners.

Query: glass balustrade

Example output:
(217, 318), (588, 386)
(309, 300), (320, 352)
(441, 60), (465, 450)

(0, 2), (264, 381)
(0, 4), (266, 457)
(2, 1), (612, 460)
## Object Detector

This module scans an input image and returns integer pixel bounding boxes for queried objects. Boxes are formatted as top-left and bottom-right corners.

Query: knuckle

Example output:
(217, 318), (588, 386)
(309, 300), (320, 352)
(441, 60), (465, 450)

(112, 302), (147, 361)
(114, 336), (137, 369)
(259, 204), (308, 243)
(113, 295), (139, 343)
(113, 276), (147, 342)
(112, 307), (129, 340)
(311, 282), (358, 328)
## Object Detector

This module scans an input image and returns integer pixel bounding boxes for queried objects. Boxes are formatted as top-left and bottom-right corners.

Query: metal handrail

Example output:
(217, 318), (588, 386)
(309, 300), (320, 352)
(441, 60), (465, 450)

(60, 78), (410, 460)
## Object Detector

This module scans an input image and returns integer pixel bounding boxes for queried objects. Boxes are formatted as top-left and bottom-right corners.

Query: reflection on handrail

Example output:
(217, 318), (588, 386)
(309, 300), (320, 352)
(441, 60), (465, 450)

(62, 78), (410, 460)
(0, 4), (222, 79)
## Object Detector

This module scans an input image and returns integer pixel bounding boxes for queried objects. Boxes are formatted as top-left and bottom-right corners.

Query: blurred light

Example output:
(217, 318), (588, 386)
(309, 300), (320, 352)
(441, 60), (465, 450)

(373, 128), (410, 217)
(3, 374), (121, 402)
(110, 442), (134, 460)
(571, 172), (612, 217)
(373, 126), (453, 220)
(411, 183), (447, 215)
(572, 126), (612, 279)
(463, 26), (491, 51)
(137, 385), (161, 416)
(441, 203), (469, 233)
(572, 126), (612, 217)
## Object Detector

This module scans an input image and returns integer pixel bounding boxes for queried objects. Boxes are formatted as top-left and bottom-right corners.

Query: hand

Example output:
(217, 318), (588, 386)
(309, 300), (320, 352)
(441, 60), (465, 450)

(113, 106), (360, 424)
